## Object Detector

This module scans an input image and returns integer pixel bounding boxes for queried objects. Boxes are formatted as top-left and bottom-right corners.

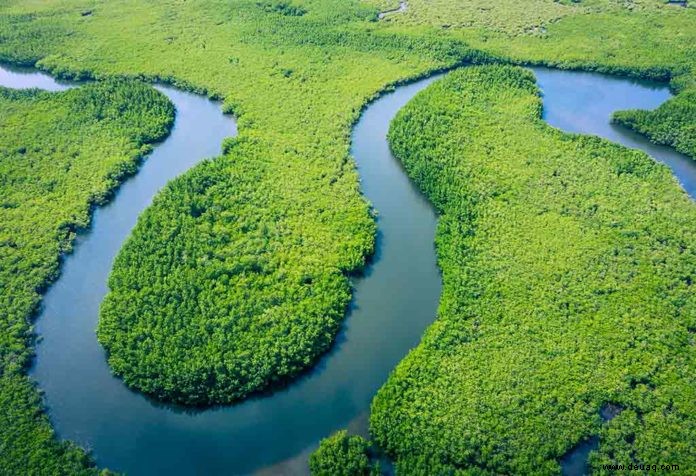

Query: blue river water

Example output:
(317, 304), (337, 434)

(1, 63), (692, 475)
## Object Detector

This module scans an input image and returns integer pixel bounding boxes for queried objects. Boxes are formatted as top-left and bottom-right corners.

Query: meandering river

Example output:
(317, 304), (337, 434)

(1, 63), (693, 475)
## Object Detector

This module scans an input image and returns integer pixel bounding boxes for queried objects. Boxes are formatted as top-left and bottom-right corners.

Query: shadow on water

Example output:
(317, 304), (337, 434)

(1, 62), (692, 475)
(562, 437), (600, 476)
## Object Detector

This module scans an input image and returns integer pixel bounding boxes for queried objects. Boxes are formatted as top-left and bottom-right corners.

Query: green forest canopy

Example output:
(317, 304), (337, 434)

(370, 65), (695, 474)
(0, 0), (694, 473)
(309, 430), (379, 476)
(0, 81), (173, 473)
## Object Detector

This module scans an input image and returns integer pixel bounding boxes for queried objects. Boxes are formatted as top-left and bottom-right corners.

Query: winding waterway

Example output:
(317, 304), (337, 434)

(534, 67), (695, 198)
(1, 63), (693, 475)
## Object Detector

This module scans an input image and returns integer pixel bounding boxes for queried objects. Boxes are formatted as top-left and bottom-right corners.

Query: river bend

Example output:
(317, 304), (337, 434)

(0, 63), (693, 475)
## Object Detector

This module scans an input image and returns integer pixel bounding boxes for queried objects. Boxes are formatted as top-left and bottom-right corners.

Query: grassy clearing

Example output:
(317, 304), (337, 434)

(370, 65), (695, 474)
(0, 81), (173, 473)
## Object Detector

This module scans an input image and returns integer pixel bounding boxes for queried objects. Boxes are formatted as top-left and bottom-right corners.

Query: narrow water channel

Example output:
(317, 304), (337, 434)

(0, 65), (442, 475)
(1, 64), (693, 475)
(533, 67), (696, 199)
(532, 67), (696, 475)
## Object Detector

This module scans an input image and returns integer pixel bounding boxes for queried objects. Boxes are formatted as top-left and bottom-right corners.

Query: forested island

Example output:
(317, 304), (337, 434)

(0, 0), (693, 474)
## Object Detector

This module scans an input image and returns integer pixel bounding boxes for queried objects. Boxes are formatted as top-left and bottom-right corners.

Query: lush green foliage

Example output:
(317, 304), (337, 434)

(381, 0), (695, 78)
(0, 80), (173, 473)
(1, 0), (488, 405)
(614, 87), (696, 159)
(371, 65), (696, 474)
(380, 0), (694, 36)
(309, 431), (380, 476)
(378, 0), (574, 34)
(96, 138), (375, 404)
(0, 0), (692, 407)
(0, 0), (695, 472)
(381, 0), (696, 162)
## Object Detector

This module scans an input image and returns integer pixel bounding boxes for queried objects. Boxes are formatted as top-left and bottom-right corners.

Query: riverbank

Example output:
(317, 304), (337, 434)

(0, 70), (176, 475)
(372, 64), (695, 475)
(0, 64), (441, 476)
(0, 0), (694, 473)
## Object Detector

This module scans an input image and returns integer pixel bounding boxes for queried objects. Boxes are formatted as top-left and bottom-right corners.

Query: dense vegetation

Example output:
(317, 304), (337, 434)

(379, 0), (694, 72)
(614, 86), (696, 159)
(0, 82), (173, 472)
(370, 65), (696, 474)
(0, 0), (694, 472)
(34, 0), (488, 405)
(0, 0), (690, 407)
(379, 0), (696, 162)
(309, 431), (380, 476)
(96, 137), (376, 404)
